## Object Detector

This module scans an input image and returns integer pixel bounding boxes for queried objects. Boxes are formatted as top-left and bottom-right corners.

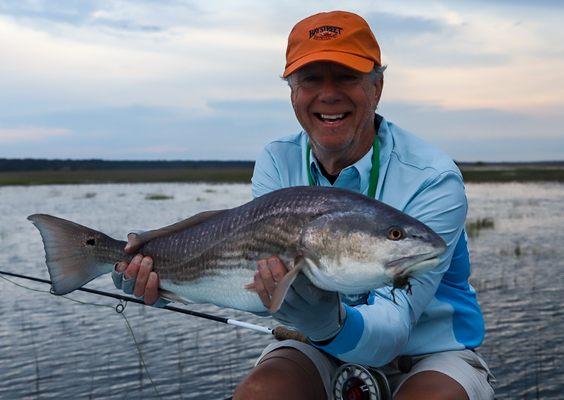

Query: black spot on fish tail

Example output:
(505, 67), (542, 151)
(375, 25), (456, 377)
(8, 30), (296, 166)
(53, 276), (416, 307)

(86, 238), (96, 246)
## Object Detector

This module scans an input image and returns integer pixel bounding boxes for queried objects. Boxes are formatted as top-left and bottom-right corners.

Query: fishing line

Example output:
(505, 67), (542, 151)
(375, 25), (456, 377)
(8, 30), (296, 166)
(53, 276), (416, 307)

(0, 270), (273, 335)
(0, 269), (304, 399)
(0, 273), (162, 399)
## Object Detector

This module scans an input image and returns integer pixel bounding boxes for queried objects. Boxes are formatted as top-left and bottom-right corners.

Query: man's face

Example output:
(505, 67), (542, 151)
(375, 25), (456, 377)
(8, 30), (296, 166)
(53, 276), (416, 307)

(289, 62), (383, 155)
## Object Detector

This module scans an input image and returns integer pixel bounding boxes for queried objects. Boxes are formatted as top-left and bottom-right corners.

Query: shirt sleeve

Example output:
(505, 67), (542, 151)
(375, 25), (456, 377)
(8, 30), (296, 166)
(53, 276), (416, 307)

(251, 145), (283, 198)
(315, 171), (468, 366)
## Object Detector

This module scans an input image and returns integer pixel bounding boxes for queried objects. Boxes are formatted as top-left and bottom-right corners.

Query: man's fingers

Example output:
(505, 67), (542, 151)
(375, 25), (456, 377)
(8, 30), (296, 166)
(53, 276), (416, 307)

(268, 256), (288, 281)
(254, 256), (290, 309)
(143, 272), (160, 305)
(254, 270), (270, 307)
(258, 261), (276, 296)
(124, 254), (143, 280)
(115, 261), (127, 273)
(134, 257), (153, 297)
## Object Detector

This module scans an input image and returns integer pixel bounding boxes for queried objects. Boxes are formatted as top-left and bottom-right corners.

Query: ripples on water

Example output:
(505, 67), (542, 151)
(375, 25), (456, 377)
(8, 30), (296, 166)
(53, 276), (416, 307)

(466, 183), (564, 399)
(0, 183), (562, 399)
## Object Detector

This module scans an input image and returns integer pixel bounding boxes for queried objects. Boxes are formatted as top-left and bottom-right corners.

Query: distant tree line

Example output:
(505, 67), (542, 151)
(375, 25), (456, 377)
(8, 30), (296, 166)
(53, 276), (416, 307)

(0, 158), (255, 172)
(1, 158), (562, 173)
(455, 160), (564, 168)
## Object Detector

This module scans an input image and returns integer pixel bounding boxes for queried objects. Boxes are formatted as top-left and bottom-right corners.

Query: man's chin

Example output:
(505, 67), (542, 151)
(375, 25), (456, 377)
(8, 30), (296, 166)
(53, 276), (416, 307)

(311, 140), (351, 154)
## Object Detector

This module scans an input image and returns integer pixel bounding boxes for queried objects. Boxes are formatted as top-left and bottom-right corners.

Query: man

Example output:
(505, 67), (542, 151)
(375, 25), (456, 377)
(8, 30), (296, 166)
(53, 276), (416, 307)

(114, 11), (495, 400)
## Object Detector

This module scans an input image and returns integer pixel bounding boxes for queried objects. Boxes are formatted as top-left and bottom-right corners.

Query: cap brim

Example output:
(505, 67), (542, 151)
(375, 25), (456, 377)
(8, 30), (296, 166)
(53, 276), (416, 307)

(282, 51), (375, 77)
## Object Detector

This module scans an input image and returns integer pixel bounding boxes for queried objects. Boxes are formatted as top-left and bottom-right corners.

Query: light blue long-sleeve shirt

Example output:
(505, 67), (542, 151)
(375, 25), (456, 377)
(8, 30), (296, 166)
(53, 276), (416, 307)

(251, 115), (485, 367)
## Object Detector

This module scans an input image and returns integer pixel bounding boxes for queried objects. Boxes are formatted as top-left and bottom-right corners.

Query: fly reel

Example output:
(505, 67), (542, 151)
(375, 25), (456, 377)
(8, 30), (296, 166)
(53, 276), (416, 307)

(332, 363), (392, 400)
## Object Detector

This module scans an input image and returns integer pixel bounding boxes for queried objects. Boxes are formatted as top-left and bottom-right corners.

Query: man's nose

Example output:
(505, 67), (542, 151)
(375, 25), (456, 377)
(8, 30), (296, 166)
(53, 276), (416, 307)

(318, 78), (342, 103)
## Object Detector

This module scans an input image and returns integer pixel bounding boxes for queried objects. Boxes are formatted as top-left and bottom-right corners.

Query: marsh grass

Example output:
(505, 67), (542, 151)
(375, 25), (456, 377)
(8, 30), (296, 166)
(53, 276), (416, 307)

(2, 164), (564, 186)
(460, 167), (564, 182)
(0, 168), (253, 186)
(466, 217), (495, 239)
(498, 243), (535, 257)
(514, 243), (522, 257)
(145, 194), (174, 200)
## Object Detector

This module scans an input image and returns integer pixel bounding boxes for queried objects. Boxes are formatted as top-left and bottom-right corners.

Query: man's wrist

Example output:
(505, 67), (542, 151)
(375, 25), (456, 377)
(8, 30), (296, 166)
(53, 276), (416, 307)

(308, 303), (347, 344)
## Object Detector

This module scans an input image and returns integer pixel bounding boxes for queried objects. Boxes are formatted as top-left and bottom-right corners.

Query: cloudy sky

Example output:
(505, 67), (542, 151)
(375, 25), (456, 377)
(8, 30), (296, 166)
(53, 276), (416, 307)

(1, 0), (563, 162)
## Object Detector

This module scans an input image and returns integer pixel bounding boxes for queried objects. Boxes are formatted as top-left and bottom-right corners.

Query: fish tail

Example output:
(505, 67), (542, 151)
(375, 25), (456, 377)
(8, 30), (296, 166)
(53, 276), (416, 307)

(28, 214), (126, 295)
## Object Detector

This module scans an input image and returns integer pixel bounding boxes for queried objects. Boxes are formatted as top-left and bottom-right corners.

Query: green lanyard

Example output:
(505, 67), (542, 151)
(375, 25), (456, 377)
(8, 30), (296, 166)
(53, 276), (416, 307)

(306, 136), (380, 198)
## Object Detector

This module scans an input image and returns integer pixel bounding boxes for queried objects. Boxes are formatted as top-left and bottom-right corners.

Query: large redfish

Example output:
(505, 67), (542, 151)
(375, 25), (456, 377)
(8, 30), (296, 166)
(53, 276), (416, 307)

(28, 186), (446, 313)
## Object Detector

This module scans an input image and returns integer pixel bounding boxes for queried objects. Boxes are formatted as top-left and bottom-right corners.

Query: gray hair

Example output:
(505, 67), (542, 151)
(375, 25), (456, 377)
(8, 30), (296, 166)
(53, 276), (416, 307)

(369, 64), (387, 82)
(283, 64), (387, 87)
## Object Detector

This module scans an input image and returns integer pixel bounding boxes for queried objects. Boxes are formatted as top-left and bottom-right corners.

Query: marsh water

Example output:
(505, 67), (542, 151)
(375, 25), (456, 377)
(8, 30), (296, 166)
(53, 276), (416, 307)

(0, 182), (562, 399)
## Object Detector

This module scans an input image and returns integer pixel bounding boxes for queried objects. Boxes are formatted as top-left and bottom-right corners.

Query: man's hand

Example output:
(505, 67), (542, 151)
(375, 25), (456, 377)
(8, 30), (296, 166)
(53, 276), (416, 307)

(253, 256), (346, 343)
(111, 234), (167, 306)
(113, 254), (163, 305)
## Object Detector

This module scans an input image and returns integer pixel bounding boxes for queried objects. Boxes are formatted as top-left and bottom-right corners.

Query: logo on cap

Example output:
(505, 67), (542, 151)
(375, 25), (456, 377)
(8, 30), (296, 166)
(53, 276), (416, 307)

(309, 25), (343, 40)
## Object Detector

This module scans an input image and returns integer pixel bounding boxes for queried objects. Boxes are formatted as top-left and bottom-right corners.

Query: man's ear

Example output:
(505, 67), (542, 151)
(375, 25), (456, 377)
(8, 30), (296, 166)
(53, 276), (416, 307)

(290, 89), (297, 111)
(374, 77), (384, 106)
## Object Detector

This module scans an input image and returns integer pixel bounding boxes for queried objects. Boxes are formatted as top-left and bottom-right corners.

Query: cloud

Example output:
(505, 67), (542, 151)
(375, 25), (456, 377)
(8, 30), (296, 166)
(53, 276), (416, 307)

(0, 9), (287, 114)
(0, 127), (71, 143)
(365, 11), (446, 37)
(379, 101), (564, 161)
(1, 99), (562, 162)
(0, 0), (98, 25)
(0, 102), (299, 160)
(455, 0), (564, 8)
(3, 1), (559, 115)
(90, 17), (162, 32)
(381, 101), (564, 139)
(0, 1), (562, 162)
(0, 0), (196, 31)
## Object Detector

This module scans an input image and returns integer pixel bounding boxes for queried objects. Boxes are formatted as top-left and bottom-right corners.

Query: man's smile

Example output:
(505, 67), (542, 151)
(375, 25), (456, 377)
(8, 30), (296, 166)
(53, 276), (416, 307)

(314, 112), (352, 126)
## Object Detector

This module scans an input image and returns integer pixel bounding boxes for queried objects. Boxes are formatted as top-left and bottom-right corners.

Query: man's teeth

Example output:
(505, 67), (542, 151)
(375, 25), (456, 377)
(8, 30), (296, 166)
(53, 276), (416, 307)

(320, 113), (345, 120)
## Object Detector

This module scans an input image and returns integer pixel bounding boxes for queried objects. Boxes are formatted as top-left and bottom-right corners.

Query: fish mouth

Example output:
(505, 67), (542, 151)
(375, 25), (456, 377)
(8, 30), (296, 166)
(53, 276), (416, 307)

(386, 251), (441, 277)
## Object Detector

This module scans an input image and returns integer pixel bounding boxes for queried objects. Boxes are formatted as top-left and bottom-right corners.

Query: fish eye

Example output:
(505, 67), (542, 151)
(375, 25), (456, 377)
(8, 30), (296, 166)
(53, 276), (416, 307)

(387, 227), (404, 241)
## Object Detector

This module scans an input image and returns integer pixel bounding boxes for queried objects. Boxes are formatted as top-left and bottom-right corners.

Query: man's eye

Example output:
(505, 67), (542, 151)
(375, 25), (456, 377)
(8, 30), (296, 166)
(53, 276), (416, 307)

(339, 74), (360, 82)
(301, 75), (320, 83)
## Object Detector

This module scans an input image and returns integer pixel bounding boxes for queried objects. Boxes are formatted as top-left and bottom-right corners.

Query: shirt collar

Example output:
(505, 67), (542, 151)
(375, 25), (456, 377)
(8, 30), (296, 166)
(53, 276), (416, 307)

(308, 132), (375, 195)
(374, 114), (393, 199)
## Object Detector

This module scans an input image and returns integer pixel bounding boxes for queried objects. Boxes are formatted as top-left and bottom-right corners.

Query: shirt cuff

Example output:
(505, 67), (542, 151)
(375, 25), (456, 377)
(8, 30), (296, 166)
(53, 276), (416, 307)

(313, 304), (364, 355)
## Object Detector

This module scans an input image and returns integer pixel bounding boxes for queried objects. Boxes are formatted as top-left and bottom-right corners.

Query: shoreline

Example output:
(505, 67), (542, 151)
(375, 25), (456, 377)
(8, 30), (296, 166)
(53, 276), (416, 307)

(1, 165), (564, 186)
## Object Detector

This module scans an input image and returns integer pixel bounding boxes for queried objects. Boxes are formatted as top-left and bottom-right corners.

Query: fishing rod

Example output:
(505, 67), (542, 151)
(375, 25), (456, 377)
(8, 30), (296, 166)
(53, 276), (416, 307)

(1, 269), (393, 400)
(0, 269), (272, 335)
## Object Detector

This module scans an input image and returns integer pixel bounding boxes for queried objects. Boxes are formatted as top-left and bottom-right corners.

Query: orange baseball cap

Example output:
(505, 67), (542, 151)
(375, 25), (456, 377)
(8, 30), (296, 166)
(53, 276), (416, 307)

(282, 11), (381, 78)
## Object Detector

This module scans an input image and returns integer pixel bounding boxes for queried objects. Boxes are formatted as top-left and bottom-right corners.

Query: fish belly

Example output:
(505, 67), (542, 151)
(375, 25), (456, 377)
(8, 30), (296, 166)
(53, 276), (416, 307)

(159, 266), (266, 313)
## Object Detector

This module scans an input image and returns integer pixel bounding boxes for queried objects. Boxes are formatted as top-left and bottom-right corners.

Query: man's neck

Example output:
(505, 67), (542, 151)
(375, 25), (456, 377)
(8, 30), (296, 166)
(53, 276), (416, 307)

(317, 162), (339, 184)
(313, 134), (373, 178)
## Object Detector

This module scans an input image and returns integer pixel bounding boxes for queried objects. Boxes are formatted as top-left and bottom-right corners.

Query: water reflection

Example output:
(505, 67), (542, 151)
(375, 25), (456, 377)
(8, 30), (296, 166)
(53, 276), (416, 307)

(0, 182), (562, 399)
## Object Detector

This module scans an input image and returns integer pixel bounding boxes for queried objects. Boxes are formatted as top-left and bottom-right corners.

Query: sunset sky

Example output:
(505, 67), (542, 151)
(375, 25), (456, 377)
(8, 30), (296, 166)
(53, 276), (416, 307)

(1, 0), (563, 161)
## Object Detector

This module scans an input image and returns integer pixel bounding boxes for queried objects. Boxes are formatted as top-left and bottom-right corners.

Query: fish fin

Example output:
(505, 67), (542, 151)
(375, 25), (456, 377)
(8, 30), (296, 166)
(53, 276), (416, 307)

(159, 289), (191, 305)
(125, 209), (226, 253)
(268, 257), (304, 313)
(244, 282), (257, 292)
(27, 214), (121, 295)
(125, 232), (144, 253)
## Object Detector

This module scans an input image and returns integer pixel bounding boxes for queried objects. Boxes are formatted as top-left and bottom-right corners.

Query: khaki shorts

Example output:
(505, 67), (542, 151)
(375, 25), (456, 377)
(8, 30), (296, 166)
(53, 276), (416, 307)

(256, 340), (496, 400)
